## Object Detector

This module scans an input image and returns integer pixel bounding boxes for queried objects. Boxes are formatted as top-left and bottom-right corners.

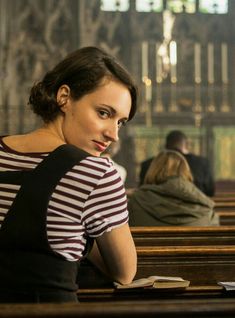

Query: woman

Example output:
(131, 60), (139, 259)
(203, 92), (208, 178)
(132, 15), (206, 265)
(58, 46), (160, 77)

(128, 150), (219, 227)
(0, 46), (137, 303)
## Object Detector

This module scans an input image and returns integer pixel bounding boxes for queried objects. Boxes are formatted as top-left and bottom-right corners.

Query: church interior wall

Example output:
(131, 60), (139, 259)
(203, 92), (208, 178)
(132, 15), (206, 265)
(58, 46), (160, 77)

(0, 0), (234, 187)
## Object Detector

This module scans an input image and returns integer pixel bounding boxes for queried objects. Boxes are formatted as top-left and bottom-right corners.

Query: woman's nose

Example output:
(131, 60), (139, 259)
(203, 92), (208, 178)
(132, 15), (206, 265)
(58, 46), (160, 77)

(104, 123), (119, 142)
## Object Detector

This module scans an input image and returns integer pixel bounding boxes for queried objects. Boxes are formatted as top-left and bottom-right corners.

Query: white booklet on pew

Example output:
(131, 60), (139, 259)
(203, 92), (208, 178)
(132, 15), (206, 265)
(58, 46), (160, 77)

(114, 275), (190, 289)
(217, 282), (235, 291)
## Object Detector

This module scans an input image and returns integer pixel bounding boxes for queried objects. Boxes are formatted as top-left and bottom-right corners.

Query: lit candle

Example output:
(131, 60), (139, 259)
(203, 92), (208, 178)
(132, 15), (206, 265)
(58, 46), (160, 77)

(156, 42), (162, 83)
(194, 43), (201, 83)
(141, 41), (148, 82)
(221, 43), (228, 84)
(169, 41), (177, 83)
(208, 43), (214, 84)
(145, 78), (152, 102)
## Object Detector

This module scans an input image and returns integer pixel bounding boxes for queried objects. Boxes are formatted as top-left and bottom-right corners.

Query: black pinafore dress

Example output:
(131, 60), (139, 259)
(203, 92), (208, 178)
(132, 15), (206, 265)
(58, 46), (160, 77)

(0, 144), (90, 303)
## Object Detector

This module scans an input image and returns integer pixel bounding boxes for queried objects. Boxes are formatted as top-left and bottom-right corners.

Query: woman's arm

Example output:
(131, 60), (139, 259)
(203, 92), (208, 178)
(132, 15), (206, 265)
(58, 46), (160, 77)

(87, 223), (137, 285)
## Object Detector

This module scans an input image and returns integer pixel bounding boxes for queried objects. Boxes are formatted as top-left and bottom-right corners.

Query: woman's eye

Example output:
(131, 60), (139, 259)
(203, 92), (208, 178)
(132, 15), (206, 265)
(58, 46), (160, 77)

(98, 109), (110, 118)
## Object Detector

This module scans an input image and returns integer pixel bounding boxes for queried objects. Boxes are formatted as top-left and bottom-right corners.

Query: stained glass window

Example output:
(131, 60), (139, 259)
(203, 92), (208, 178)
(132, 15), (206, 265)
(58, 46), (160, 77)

(136, 0), (163, 12)
(100, 0), (129, 12)
(167, 0), (196, 13)
(199, 0), (228, 14)
(100, 0), (228, 14)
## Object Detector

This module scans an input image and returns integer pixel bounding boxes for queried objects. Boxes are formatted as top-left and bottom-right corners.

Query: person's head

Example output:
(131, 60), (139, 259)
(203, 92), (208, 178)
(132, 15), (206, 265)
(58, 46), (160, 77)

(144, 150), (193, 184)
(165, 130), (188, 154)
(28, 46), (138, 156)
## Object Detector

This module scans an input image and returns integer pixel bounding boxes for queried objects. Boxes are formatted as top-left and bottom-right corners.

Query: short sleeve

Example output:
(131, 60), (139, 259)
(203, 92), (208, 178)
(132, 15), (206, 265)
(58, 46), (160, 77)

(81, 162), (129, 237)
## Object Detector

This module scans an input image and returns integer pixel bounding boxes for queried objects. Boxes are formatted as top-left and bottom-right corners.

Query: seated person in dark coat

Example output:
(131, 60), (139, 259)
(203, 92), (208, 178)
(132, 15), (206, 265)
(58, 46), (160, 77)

(129, 150), (219, 227)
(139, 130), (215, 197)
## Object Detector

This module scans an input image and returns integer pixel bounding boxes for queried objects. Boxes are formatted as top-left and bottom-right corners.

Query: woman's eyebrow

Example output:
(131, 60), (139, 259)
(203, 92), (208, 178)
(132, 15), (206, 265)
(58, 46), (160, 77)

(100, 104), (116, 114)
(100, 104), (128, 120)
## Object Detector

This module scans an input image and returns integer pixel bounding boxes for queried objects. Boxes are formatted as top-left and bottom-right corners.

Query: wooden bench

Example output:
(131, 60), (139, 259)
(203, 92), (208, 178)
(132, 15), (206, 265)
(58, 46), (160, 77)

(131, 226), (235, 246)
(77, 245), (235, 290)
(215, 180), (235, 193)
(215, 202), (235, 210)
(215, 191), (235, 195)
(77, 224), (235, 288)
(135, 245), (235, 284)
(217, 211), (235, 225)
(0, 298), (235, 318)
(77, 284), (235, 303)
(77, 225), (235, 303)
(213, 196), (235, 202)
(76, 246), (235, 307)
(208, 196), (235, 224)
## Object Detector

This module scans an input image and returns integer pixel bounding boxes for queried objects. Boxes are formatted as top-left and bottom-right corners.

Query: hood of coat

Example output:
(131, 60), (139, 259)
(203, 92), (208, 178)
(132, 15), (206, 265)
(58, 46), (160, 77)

(128, 177), (216, 226)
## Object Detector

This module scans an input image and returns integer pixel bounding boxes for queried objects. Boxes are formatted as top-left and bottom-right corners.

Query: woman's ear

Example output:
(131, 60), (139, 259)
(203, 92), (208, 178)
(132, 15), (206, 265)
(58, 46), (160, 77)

(57, 85), (70, 111)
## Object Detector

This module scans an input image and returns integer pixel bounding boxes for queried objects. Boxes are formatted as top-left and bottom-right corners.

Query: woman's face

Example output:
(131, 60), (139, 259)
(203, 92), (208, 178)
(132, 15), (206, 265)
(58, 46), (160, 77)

(58, 79), (132, 156)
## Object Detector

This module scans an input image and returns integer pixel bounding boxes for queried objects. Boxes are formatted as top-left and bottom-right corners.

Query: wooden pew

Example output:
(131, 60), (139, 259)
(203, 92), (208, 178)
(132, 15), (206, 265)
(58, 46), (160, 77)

(77, 225), (235, 289)
(77, 284), (235, 303)
(130, 226), (235, 246)
(217, 211), (235, 225)
(131, 227), (235, 286)
(77, 245), (235, 293)
(215, 191), (235, 195)
(215, 201), (235, 210)
(213, 198), (235, 224)
(0, 299), (235, 318)
(215, 180), (235, 193)
(77, 225), (235, 303)
(213, 190), (235, 200)
(213, 196), (235, 202)
(135, 245), (235, 285)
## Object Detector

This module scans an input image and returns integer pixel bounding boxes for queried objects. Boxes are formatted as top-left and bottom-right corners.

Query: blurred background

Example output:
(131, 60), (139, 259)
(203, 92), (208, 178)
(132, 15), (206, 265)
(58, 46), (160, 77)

(0, 0), (234, 188)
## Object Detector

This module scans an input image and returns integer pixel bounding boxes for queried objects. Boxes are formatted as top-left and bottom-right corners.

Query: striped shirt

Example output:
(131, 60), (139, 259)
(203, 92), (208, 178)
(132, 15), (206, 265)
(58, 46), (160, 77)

(0, 138), (128, 261)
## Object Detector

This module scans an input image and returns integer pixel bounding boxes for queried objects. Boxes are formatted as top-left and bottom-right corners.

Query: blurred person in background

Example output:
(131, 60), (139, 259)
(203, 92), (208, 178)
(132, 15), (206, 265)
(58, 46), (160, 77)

(129, 150), (219, 227)
(139, 130), (215, 197)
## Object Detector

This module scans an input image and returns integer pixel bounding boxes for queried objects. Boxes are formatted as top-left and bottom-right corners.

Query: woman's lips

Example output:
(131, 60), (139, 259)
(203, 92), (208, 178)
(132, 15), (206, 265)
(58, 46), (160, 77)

(93, 141), (108, 152)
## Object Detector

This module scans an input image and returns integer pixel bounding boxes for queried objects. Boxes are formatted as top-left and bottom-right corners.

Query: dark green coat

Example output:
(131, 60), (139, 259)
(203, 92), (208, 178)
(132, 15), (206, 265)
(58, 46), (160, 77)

(128, 177), (219, 227)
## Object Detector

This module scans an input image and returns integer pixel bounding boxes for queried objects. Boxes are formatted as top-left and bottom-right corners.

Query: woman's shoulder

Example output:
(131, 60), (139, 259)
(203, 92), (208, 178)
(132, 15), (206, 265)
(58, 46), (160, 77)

(70, 155), (117, 182)
(164, 176), (193, 190)
(170, 177), (215, 207)
(79, 155), (113, 170)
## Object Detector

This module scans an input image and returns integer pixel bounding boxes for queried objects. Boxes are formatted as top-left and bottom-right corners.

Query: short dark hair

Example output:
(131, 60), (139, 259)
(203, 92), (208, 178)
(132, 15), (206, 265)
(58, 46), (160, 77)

(28, 46), (138, 123)
(165, 130), (187, 150)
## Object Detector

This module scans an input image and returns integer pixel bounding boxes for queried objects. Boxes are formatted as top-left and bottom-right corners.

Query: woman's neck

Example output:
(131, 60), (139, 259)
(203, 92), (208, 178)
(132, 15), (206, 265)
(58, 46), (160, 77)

(3, 120), (66, 153)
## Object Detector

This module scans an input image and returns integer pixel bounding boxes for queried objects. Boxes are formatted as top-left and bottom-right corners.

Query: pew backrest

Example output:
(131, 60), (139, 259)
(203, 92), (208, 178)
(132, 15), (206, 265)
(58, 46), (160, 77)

(131, 226), (235, 246)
